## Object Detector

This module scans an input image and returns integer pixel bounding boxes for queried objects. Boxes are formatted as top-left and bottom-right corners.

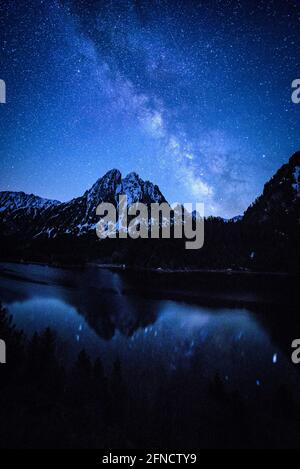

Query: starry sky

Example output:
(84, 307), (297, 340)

(0, 0), (299, 217)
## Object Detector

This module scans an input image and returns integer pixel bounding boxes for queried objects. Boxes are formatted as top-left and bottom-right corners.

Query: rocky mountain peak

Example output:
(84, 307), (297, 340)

(121, 172), (146, 204)
(87, 169), (122, 202)
(123, 171), (140, 182)
(0, 169), (168, 238)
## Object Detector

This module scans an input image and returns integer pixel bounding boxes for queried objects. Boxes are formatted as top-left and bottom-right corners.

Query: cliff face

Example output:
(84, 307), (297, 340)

(0, 170), (166, 238)
(243, 152), (300, 225)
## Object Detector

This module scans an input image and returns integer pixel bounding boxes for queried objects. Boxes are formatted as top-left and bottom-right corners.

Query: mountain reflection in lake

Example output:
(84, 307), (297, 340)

(0, 262), (300, 448)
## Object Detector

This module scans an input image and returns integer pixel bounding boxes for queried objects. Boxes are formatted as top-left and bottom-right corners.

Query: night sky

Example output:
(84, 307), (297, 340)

(0, 0), (299, 217)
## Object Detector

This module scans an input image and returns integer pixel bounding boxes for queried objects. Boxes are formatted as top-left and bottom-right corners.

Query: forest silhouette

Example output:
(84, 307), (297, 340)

(0, 302), (300, 448)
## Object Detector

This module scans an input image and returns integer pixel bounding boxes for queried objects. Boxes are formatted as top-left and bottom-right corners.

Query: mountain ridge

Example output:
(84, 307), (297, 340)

(0, 169), (166, 238)
(244, 151), (300, 224)
(1, 153), (300, 238)
(0, 153), (299, 272)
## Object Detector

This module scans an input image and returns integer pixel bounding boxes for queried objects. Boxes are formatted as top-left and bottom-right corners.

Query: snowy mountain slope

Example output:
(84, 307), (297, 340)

(0, 170), (167, 238)
(0, 192), (61, 237)
(1, 153), (299, 243)
(0, 191), (60, 213)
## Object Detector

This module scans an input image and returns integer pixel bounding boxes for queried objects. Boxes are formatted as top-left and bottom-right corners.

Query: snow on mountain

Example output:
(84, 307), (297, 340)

(121, 172), (165, 205)
(0, 192), (61, 237)
(0, 191), (60, 213)
(1, 153), (299, 241)
(0, 170), (167, 238)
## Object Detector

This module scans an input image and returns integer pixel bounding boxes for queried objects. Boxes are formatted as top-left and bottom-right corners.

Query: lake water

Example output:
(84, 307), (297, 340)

(0, 262), (299, 398)
(2, 262), (300, 447)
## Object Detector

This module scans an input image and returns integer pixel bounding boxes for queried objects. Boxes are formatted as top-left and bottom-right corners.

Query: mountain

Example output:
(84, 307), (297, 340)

(0, 154), (299, 272)
(0, 192), (60, 238)
(0, 170), (166, 239)
(240, 152), (300, 272)
(0, 191), (60, 213)
(244, 151), (300, 224)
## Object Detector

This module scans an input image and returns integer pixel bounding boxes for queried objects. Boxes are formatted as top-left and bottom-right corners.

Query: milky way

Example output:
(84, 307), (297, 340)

(0, 0), (299, 217)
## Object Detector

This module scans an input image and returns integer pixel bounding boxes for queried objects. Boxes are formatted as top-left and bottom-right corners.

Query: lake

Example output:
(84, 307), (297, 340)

(0, 262), (300, 447)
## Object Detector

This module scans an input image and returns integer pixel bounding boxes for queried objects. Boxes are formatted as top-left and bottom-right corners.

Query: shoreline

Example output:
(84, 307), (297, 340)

(0, 258), (299, 278)
(0, 260), (299, 309)
(88, 262), (299, 279)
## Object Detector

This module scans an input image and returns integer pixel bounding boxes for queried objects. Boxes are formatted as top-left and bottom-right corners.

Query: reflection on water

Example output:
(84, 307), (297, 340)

(0, 262), (299, 394)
